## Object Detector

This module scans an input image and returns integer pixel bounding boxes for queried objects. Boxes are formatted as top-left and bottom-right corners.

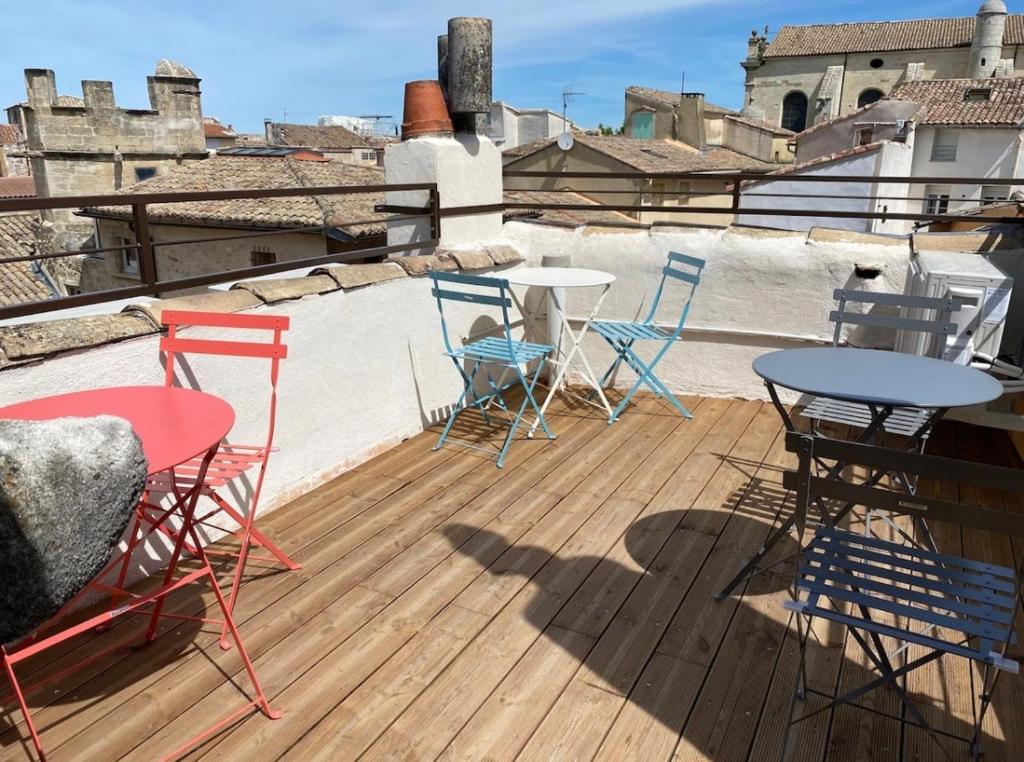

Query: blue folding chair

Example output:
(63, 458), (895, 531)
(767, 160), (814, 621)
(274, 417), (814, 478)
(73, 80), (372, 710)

(589, 252), (705, 423)
(430, 271), (555, 468)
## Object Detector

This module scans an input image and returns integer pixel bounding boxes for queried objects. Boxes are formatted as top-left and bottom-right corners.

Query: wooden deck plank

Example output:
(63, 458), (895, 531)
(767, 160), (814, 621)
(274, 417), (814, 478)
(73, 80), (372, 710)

(441, 401), (773, 761)
(1, 396), (1021, 762)
(185, 397), (671, 760)
(3, 403), (595, 760)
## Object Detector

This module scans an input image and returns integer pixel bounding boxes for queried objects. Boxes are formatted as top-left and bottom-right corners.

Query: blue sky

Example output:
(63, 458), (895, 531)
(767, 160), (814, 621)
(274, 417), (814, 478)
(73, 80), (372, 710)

(1, 0), (987, 133)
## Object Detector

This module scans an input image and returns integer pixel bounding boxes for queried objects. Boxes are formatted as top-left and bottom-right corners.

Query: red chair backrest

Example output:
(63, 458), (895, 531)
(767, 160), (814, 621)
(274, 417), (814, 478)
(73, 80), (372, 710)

(160, 310), (290, 453)
(160, 310), (289, 387)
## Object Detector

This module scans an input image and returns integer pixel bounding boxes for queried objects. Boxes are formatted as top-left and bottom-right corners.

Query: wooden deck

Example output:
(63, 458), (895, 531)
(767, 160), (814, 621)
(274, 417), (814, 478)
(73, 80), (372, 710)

(2, 393), (1022, 761)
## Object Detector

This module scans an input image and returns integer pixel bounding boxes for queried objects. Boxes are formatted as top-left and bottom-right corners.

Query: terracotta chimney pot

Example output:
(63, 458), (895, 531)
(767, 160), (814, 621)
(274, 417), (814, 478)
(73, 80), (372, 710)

(401, 80), (453, 140)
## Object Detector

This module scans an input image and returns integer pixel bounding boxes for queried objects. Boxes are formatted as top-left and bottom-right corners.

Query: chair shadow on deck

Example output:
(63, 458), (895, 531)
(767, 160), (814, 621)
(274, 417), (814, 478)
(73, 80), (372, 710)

(442, 495), (1012, 760)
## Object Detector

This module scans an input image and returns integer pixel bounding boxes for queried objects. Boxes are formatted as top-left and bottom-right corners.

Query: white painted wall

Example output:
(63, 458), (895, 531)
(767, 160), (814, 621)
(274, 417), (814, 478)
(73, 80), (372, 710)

(909, 126), (1024, 212)
(0, 270), (514, 583)
(385, 134), (504, 250)
(738, 142), (914, 234)
(500, 221), (913, 402)
(0, 222), (932, 586)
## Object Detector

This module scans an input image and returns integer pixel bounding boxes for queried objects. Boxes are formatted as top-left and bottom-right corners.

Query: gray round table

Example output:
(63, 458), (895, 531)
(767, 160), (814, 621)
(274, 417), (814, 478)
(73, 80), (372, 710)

(716, 347), (1004, 600)
(753, 347), (1004, 410)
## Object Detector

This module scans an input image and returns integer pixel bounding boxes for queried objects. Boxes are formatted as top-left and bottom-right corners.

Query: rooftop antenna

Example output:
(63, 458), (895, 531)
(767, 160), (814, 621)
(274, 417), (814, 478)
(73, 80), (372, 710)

(561, 86), (584, 130)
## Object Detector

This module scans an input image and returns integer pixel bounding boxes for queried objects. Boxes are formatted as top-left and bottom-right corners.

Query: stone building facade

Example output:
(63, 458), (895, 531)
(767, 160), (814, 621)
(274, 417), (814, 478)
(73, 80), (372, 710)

(15, 60), (207, 264)
(741, 1), (1024, 132)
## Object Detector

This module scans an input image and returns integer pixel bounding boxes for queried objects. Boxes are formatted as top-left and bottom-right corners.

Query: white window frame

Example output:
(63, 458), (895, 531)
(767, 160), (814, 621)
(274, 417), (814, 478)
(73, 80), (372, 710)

(119, 236), (140, 275)
(930, 130), (958, 162)
(923, 185), (951, 216)
(981, 185), (1010, 203)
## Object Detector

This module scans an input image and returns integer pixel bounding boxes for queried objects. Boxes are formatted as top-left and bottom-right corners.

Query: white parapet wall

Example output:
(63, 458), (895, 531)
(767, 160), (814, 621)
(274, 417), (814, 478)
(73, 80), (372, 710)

(0, 264), (515, 585)
(500, 220), (915, 402)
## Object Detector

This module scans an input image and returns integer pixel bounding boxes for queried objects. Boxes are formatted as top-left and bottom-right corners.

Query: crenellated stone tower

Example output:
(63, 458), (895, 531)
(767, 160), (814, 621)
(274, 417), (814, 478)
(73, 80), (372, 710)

(15, 60), (207, 264)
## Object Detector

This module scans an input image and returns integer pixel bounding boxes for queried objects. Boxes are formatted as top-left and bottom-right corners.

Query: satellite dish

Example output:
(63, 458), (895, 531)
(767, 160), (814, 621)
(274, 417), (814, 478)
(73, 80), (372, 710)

(557, 131), (574, 151)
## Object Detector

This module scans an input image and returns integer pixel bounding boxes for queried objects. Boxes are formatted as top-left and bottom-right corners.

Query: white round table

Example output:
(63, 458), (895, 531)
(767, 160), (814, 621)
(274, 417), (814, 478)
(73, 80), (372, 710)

(505, 267), (616, 432)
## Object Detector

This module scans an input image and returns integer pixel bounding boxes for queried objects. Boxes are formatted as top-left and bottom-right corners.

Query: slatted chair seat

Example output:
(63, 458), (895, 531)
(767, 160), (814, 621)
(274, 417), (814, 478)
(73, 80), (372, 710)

(799, 289), (961, 440)
(793, 526), (1019, 669)
(588, 252), (705, 423)
(430, 270), (555, 468)
(589, 320), (676, 343)
(800, 398), (934, 437)
(449, 335), (553, 365)
(777, 432), (1024, 758)
(145, 443), (269, 491)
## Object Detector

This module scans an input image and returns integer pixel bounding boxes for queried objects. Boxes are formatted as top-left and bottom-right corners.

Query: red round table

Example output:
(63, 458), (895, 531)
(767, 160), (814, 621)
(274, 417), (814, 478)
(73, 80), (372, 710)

(0, 385), (235, 475)
(0, 386), (278, 760)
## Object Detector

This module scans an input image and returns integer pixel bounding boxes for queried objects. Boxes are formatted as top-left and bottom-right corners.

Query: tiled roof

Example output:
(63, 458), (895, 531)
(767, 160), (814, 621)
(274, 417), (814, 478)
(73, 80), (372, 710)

(625, 86), (790, 134)
(0, 213), (52, 306)
(505, 134), (773, 174)
(203, 118), (236, 139)
(744, 142), (885, 185)
(626, 86), (737, 115)
(9, 94), (85, 109)
(503, 190), (638, 227)
(889, 77), (1024, 125)
(83, 156), (388, 238)
(0, 176), (36, 199)
(267, 122), (370, 150)
(723, 113), (795, 137)
(765, 15), (1024, 58)
(0, 124), (22, 145)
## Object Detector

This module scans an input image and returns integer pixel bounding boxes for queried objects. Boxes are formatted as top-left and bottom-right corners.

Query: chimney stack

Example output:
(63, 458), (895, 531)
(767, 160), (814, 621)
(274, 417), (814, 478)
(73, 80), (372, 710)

(445, 17), (493, 134)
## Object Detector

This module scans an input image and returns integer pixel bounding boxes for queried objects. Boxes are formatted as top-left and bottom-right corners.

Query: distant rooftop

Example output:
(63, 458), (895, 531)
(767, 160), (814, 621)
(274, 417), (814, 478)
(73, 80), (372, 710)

(0, 176), (36, 199)
(889, 77), (1024, 125)
(0, 124), (23, 145)
(0, 213), (52, 306)
(765, 14), (1024, 58)
(217, 146), (329, 160)
(625, 86), (792, 135)
(266, 122), (371, 150)
(505, 134), (773, 174)
(80, 155), (388, 238)
(203, 117), (237, 140)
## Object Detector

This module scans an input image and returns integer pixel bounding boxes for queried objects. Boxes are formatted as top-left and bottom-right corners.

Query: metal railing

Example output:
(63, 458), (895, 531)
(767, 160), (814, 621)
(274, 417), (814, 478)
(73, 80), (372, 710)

(491, 170), (1024, 227)
(3, 169), (1024, 323)
(0, 183), (439, 321)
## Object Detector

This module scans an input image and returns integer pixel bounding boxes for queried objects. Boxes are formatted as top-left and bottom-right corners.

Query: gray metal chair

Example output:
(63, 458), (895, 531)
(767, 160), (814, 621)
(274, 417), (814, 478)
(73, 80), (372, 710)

(781, 432), (1024, 760)
(801, 289), (962, 438)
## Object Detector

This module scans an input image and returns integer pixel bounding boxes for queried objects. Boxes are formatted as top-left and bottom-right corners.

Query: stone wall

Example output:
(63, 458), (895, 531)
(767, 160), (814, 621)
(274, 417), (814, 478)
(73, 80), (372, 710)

(744, 47), (1024, 129)
(81, 218), (334, 295)
(19, 62), (207, 251)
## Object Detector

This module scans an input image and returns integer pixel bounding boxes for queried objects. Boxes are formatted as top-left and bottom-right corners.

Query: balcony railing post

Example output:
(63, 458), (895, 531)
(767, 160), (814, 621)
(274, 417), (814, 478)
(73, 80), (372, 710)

(430, 185), (441, 242)
(730, 181), (741, 216)
(131, 203), (157, 286)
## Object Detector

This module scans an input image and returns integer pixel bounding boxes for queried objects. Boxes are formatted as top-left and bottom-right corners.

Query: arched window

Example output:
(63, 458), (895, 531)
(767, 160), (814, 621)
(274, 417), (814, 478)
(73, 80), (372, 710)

(781, 91), (808, 132)
(857, 88), (884, 108)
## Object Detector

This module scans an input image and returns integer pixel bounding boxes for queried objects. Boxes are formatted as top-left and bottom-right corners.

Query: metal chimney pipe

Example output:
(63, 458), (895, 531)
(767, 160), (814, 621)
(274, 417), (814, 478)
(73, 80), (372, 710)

(447, 16), (492, 134)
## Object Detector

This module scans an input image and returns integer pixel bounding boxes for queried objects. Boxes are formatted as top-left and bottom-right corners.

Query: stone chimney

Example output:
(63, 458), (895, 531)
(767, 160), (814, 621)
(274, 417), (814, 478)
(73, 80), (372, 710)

(677, 93), (707, 150)
(386, 16), (503, 251)
(969, 0), (1008, 78)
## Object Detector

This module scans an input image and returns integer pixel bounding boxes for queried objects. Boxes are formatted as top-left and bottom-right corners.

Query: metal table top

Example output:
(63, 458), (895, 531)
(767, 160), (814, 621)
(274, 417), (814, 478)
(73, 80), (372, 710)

(504, 267), (615, 289)
(753, 348), (1004, 409)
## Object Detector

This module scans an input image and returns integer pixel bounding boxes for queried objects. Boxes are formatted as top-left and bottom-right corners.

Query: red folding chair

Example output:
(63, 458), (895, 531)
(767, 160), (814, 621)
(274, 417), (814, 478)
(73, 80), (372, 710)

(112, 309), (299, 649)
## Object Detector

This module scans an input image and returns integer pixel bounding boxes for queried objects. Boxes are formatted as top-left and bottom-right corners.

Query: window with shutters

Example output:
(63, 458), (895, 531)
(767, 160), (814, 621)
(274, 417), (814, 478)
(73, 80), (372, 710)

(930, 130), (958, 162)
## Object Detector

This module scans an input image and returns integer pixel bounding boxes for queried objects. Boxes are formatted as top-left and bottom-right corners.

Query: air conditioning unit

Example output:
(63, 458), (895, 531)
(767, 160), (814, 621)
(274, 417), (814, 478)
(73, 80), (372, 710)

(896, 252), (1013, 365)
